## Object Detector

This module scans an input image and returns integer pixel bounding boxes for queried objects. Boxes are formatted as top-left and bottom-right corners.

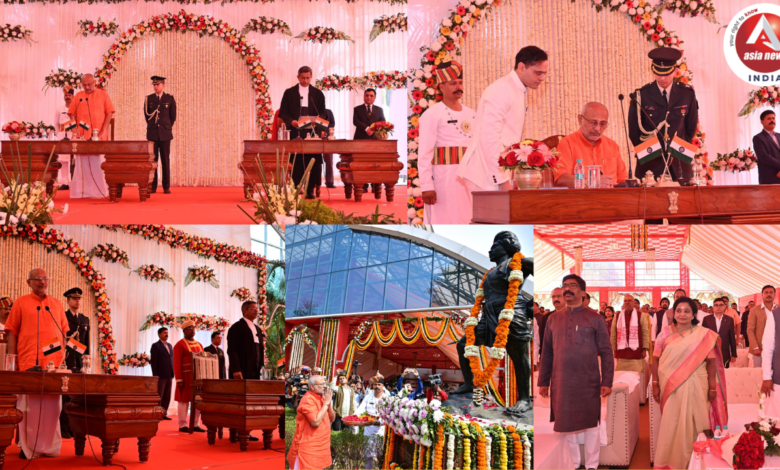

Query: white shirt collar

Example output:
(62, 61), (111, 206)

(509, 70), (527, 93)
(657, 82), (672, 99)
(243, 317), (259, 343)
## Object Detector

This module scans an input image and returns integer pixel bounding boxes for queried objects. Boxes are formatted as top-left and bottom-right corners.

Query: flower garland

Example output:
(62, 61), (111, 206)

(3, 0), (404, 3)
(316, 74), (361, 92)
(447, 433), (456, 470)
(316, 318), (339, 379)
(76, 18), (119, 38)
(294, 27), (354, 44)
(139, 311), (176, 331)
(0, 225), (118, 374)
(230, 286), (254, 301)
(314, 70), (407, 91)
(461, 421), (472, 469)
(285, 324), (317, 350)
(661, 0), (716, 22)
(710, 148), (756, 173)
(369, 13), (407, 42)
(93, 11), (272, 138)
(117, 352), (150, 367)
(88, 243), (130, 269)
(740, 85), (780, 117)
(133, 264), (175, 284)
(184, 265), (219, 288)
(43, 68), (82, 93)
(241, 16), (291, 36)
(0, 24), (34, 44)
(139, 311), (231, 333)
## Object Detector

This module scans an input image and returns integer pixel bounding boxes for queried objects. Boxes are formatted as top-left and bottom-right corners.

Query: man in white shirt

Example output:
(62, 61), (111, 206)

(55, 86), (75, 190)
(759, 303), (780, 417)
(418, 60), (475, 224)
(457, 46), (548, 219)
(750, 285), (777, 368)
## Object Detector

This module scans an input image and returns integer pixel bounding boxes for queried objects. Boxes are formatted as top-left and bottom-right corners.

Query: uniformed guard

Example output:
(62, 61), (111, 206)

(60, 287), (90, 439)
(145, 75), (177, 194)
(628, 47), (699, 183)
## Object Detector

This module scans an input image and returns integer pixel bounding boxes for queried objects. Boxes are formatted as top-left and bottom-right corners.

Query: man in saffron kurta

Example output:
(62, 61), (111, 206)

(174, 320), (205, 432)
(287, 375), (334, 470)
(5, 269), (69, 459)
(610, 294), (650, 374)
(555, 102), (627, 188)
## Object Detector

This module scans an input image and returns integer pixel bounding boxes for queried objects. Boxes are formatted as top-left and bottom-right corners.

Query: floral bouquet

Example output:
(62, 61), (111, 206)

(117, 352), (150, 367)
(177, 314), (231, 333)
(2, 121), (28, 137)
(357, 70), (407, 90)
(369, 13), (407, 42)
(0, 181), (62, 225)
(230, 287), (254, 302)
(710, 149), (756, 173)
(661, 0), (717, 23)
(43, 68), (83, 94)
(369, 121), (395, 140)
(733, 430), (766, 469)
(184, 265), (219, 288)
(748, 389), (780, 456)
(242, 16), (291, 36)
(1, 24), (34, 44)
(133, 264), (175, 285)
(139, 311), (177, 331)
(88, 243), (130, 269)
(740, 85), (780, 117)
(294, 27), (354, 44)
(17, 121), (55, 139)
(315, 74), (358, 92)
(76, 18), (119, 38)
(498, 140), (559, 172)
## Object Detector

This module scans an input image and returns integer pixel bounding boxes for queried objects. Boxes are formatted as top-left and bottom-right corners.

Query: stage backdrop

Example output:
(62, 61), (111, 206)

(0, 2), (407, 186)
(409, 0), (772, 176)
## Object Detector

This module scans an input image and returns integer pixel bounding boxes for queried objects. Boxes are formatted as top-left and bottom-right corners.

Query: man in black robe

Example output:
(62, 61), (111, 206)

(227, 301), (265, 442)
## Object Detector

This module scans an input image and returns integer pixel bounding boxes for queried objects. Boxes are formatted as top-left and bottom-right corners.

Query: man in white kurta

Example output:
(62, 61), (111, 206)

(760, 306), (780, 417)
(55, 86), (75, 189)
(457, 46), (548, 220)
(355, 373), (391, 469)
(418, 60), (475, 224)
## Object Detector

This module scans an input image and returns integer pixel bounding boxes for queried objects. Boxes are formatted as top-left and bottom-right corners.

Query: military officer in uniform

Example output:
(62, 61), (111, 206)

(60, 287), (90, 438)
(145, 75), (177, 194)
(629, 47), (699, 183)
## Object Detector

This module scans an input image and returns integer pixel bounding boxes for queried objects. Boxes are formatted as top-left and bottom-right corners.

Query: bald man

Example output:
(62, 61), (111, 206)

(610, 294), (650, 374)
(555, 102), (627, 188)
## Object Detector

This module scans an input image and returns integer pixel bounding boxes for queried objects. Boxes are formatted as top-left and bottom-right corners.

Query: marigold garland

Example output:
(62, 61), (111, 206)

(498, 433), (508, 470)
(462, 421), (472, 469)
(435, 424), (445, 470)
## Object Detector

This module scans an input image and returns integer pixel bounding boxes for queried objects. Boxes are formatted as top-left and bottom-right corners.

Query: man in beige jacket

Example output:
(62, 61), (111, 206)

(748, 285), (777, 368)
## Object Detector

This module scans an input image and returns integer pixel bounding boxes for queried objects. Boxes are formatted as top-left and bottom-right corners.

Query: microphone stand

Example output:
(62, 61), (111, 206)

(618, 94), (639, 187)
(628, 92), (677, 186)
(26, 306), (43, 371)
(45, 306), (73, 373)
(85, 97), (96, 140)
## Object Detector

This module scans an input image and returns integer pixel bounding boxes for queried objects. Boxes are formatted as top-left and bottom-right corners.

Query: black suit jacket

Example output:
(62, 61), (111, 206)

(629, 81), (699, 181)
(204, 345), (227, 380)
(353, 104), (386, 140)
(150, 340), (174, 378)
(753, 130), (780, 184)
(64, 310), (90, 372)
(227, 319), (264, 380)
(145, 92), (177, 142)
(701, 315), (737, 362)
(278, 85), (326, 140)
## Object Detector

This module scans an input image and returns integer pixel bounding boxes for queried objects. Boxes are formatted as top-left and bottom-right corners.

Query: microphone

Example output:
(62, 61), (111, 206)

(618, 93), (639, 187)
(26, 306), (43, 371)
(85, 97), (96, 140)
(45, 306), (74, 370)
(65, 98), (84, 141)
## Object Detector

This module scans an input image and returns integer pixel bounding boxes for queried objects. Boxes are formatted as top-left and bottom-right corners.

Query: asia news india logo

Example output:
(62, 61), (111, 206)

(724, 4), (780, 85)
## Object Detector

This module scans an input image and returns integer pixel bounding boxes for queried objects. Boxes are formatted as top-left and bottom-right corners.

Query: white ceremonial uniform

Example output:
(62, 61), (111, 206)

(457, 71), (527, 193)
(418, 101), (475, 224)
(54, 106), (72, 186)
(762, 311), (780, 417)
(355, 389), (390, 467)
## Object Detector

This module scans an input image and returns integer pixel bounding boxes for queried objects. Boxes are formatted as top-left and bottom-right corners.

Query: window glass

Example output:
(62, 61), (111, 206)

(407, 256), (433, 308)
(345, 268), (367, 313)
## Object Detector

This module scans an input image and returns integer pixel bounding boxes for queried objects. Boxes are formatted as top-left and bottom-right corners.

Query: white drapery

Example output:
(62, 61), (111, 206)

(534, 235), (574, 293)
(712, 168), (758, 186)
(0, 1), (408, 184)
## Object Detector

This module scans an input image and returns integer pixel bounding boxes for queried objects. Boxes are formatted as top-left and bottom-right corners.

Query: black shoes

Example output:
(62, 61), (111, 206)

(162, 416), (172, 420)
(179, 427), (189, 433)
(19, 449), (26, 459)
(192, 426), (205, 433)
(58, 185), (69, 190)
(62, 430), (73, 439)
(248, 434), (259, 442)
(164, 189), (171, 194)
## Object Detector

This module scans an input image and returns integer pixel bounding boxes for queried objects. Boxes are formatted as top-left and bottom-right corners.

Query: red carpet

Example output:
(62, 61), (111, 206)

(1, 418), (284, 470)
(52, 186), (405, 224)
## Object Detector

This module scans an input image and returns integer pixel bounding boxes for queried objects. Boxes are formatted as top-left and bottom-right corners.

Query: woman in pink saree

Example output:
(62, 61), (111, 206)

(651, 296), (728, 469)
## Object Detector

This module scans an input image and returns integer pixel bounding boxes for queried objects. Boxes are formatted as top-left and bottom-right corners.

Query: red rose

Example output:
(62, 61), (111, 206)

(504, 152), (518, 166)
(425, 51), (435, 61)
(457, 6), (466, 15)
(445, 43), (455, 51)
(408, 128), (419, 139)
(651, 34), (660, 42)
(665, 37), (673, 44)
(643, 22), (652, 30)
(527, 151), (545, 167)
(425, 78), (434, 87)
(412, 90), (423, 100)
(412, 105), (423, 114)
(656, 24), (663, 32)
(634, 15), (641, 22)
(498, 156), (506, 166)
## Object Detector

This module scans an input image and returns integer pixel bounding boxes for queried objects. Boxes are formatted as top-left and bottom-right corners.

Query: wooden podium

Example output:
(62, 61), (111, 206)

(0, 371), (164, 468)
(471, 185), (780, 224)
(240, 140), (402, 202)
(0, 140), (155, 202)
(196, 379), (284, 452)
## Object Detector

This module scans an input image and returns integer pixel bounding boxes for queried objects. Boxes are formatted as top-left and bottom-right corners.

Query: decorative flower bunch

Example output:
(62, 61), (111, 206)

(294, 27), (354, 44)
(354, 319), (374, 341)
(184, 265), (219, 288)
(16, 121), (56, 139)
(710, 149), (756, 173)
(0, 225), (117, 374)
(1, 121), (27, 136)
(498, 140), (559, 172)
(315, 74), (359, 91)
(369, 121), (395, 139)
(0, 24), (33, 43)
(241, 16), (291, 36)
(692, 121), (713, 183)
(376, 395), (437, 446)
(661, 0), (716, 22)
(178, 313), (231, 332)
(230, 287), (254, 301)
(76, 18), (119, 38)
(133, 264), (175, 284)
(43, 68), (82, 93)
(369, 13), (407, 42)
(746, 390), (780, 457)
(740, 85), (780, 117)
(0, 182), (62, 225)
(357, 70), (406, 89)
(139, 311), (177, 331)
(117, 352), (150, 367)
(285, 324), (317, 350)
(94, 11), (273, 138)
(88, 243), (130, 269)
(733, 430), (766, 469)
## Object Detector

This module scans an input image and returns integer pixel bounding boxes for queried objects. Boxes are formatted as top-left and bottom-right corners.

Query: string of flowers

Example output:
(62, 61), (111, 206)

(76, 18), (119, 38)
(0, 24), (34, 44)
(139, 311), (176, 331)
(740, 85), (780, 117)
(241, 16), (291, 36)
(294, 26), (354, 44)
(0, 225), (118, 374)
(369, 12), (407, 42)
(230, 286), (254, 301)
(88, 243), (130, 269)
(285, 324), (317, 350)
(93, 11), (273, 138)
(132, 264), (175, 284)
(184, 265), (219, 288)
(3, 0), (404, 4)
(709, 148), (756, 173)
(139, 311), (232, 333)
(43, 68), (82, 94)
(315, 70), (407, 91)
(660, 0), (716, 22)
(117, 352), (150, 367)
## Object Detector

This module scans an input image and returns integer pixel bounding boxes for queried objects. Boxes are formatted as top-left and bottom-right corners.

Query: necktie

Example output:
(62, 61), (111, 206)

(662, 90), (668, 103)
(367, 105), (372, 116)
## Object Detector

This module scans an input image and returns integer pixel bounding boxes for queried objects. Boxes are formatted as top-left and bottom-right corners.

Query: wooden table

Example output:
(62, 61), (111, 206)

(0, 371), (163, 468)
(472, 185), (780, 224)
(0, 140), (155, 202)
(196, 379), (284, 452)
(240, 140), (402, 202)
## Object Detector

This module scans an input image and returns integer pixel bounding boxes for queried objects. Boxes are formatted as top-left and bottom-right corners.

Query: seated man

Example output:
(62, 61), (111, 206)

(555, 102), (627, 188)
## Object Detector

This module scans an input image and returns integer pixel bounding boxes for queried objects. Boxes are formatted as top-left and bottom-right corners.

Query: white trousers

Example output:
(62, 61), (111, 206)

(71, 155), (108, 199)
(766, 384), (780, 418)
(294, 456), (300, 469)
(177, 401), (200, 429)
(565, 426), (600, 470)
(423, 166), (473, 224)
(56, 155), (71, 185)
(18, 394), (62, 458)
(754, 355), (762, 368)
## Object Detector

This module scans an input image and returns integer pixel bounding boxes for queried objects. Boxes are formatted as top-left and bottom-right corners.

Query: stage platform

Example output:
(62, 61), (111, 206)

(1, 416), (283, 470)
(52, 185), (404, 224)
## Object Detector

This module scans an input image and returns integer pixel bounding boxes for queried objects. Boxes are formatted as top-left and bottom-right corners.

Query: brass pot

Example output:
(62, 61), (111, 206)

(513, 169), (543, 190)
(8, 133), (21, 141)
(375, 133), (389, 141)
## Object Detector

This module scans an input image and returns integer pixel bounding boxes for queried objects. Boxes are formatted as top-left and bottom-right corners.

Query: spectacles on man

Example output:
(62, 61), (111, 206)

(581, 116), (609, 128)
(29, 277), (49, 282)
(561, 282), (580, 289)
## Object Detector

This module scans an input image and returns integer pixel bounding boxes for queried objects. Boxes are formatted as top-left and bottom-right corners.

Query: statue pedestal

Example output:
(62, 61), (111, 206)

(441, 392), (533, 430)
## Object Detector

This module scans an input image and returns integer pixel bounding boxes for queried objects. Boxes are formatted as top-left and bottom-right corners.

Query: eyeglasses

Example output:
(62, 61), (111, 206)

(29, 277), (49, 282)
(561, 282), (580, 289)
(532, 71), (548, 78)
(581, 116), (609, 128)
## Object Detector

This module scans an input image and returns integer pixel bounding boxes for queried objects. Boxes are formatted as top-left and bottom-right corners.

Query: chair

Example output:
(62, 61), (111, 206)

(541, 134), (566, 150)
(190, 352), (220, 433)
(595, 382), (640, 468)
(639, 358), (649, 405)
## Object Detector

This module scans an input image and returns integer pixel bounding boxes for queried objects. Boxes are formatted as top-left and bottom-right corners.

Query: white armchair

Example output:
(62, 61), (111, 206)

(592, 382), (640, 468)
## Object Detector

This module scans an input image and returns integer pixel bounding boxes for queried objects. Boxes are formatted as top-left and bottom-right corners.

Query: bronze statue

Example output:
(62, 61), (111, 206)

(451, 231), (533, 417)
